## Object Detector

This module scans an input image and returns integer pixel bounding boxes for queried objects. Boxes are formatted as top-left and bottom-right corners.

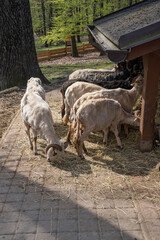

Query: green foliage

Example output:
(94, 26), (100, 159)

(30, 0), (144, 45)
(36, 41), (89, 51)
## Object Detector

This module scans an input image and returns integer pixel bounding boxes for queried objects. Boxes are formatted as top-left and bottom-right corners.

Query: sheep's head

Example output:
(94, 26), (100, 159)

(27, 77), (42, 88)
(26, 77), (45, 100)
(131, 74), (143, 94)
(45, 142), (68, 162)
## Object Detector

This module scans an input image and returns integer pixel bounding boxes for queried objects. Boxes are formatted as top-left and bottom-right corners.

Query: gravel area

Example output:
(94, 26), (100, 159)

(39, 52), (107, 66)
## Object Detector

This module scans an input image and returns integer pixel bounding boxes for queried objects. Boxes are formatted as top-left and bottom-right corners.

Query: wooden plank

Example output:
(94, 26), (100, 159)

(37, 57), (49, 62)
(127, 38), (160, 61)
(77, 46), (83, 50)
(50, 49), (66, 54)
(139, 52), (160, 151)
(50, 53), (66, 58)
(37, 43), (97, 62)
(37, 52), (48, 57)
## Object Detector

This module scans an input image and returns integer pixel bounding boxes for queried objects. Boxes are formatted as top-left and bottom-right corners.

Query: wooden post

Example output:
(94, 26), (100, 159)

(47, 50), (51, 60)
(65, 46), (67, 56)
(140, 52), (160, 151)
(83, 44), (85, 53)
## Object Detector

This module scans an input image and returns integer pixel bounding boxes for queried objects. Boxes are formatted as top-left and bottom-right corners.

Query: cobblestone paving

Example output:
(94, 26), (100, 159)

(0, 89), (160, 240)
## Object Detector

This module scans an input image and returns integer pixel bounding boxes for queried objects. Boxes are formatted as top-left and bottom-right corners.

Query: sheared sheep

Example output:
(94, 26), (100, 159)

(62, 81), (105, 125)
(21, 77), (68, 161)
(73, 98), (140, 158)
(66, 74), (143, 142)
(26, 77), (46, 100)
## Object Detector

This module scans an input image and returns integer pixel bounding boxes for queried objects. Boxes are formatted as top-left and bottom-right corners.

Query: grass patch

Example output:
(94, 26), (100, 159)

(40, 61), (114, 84)
(36, 41), (89, 52)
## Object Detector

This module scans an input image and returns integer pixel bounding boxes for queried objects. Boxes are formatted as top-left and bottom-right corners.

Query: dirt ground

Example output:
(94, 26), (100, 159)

(0, 90), (24, 139)
(0, 52), (105, 140)
(1, 53), (160, 205)
(39, 51), (107, 66)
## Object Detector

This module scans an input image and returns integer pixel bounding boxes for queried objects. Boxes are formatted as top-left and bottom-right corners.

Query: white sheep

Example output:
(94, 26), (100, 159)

(21, 78), (67, 161)
(26, 77), (46, 100)
(73, 98), (140, 158)
(62, 81), (105, 125)
(66, 74), (143, 143)
(73, 75), (143, 115)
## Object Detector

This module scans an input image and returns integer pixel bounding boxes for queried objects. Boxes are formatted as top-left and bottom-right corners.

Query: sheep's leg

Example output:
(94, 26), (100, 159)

(112, 125), (123, 149)
(103, 128), (109, 145)
(77, 129), (90, 158)
(124, 124), (129, 136)
(78, 126), (87, 154)
(25, 124), (33, 150)
(117, 124), (121, 134)
(31, 129), (38, 155)
(66, 124), (72, 144)
(62, 100), (70, 125)
(34, 136), (38, 155)
(61, 95), (65, 118)
(83, 143), (88, 154)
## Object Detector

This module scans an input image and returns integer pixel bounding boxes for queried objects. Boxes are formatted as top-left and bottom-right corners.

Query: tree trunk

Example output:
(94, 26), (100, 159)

(77, 35), (81, 43)
(49, 2), (53, 30)
(71, 35), (79, 57)
(118, 0), (121, 9)
(0, 0), (49, 90)
(41, 0), (46, 35)
(100, 1), (104, 16)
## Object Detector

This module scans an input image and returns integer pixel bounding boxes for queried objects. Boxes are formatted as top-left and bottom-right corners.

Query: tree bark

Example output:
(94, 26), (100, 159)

(48, 2), (53, 30)
(71, 35), (79, 57)
(77, 35), (81, 43)
(41, 0), (46, 35)
(0, 0), (49, 90)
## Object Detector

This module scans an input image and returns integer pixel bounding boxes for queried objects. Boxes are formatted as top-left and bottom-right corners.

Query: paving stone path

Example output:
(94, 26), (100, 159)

(0, 89), (160, 240)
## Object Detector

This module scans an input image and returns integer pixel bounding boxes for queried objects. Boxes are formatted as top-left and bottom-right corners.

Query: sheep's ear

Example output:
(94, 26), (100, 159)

(137, 74), (143, 82)
(135, 79), (141, 84)
(37, 78), (42, 85)
(27, 78), (32, 85)
(131, 76), (137, 85)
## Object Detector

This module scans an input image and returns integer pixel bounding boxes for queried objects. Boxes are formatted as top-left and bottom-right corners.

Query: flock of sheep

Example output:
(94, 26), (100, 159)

(20, 67), (143, 161)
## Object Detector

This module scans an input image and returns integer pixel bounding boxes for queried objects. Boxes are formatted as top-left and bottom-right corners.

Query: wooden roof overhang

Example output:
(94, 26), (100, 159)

(88, 0), (160, 151)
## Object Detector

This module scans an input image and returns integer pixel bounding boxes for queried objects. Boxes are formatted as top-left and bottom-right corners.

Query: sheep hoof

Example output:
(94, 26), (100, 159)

(47, 158), (51, 162)
(34, 152), (38, 155)
(30, 146), (33, 150)
(118, 145), (123, 150)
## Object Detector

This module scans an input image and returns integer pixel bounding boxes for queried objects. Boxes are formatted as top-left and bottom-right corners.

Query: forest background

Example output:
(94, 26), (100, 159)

(30, 0), (144, 52)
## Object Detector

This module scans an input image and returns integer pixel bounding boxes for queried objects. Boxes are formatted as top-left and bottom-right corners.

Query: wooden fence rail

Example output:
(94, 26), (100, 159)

(37, 43), (97, 62)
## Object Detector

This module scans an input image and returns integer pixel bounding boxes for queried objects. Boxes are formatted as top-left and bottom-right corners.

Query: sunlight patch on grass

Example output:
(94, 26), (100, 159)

(40, 61), (114, 83)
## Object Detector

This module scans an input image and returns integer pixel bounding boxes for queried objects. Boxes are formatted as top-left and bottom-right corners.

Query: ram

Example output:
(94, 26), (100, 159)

(21, 77), (67, 161)
(26, 77), (45, 100)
